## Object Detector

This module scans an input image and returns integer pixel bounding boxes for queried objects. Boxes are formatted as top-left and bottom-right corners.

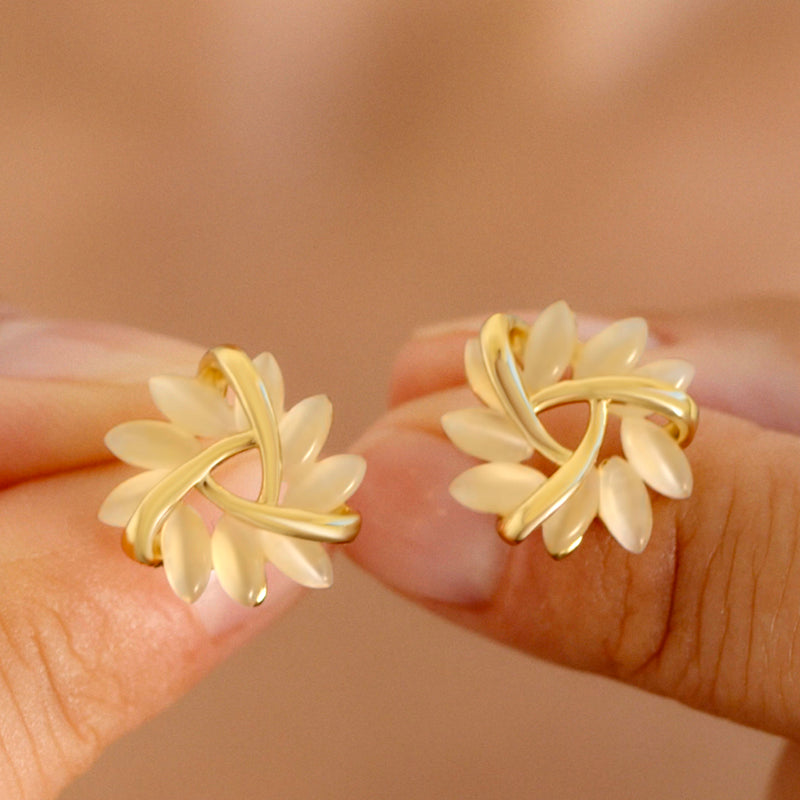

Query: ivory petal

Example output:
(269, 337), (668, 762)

(212, 516), (267, 606)
(279, 395), (333, 474)
(542, 469), (599, 557)
(282, 454), (366, 512)
(105, 420), (202, 469)
(253, 352), (285, 419)
(259, 531), (333, 588)
(441, 408), (532, 463)
(465, 338), (502, 410)
(573, 317), (648, 378)
(98, 468), (169, 527)
(621, 417), (693, 499)
(149, 375), (236, 438)
(636, 359), (695, 390)
(598, 456), (653, 553)
(161, 505), (212, 603)
(523, 301), (576, 391)
(449, 462), (546, 515)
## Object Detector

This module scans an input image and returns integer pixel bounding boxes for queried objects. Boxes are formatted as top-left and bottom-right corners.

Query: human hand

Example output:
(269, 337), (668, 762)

(0, 314), (317, 799)
(350, 296), (800, 741)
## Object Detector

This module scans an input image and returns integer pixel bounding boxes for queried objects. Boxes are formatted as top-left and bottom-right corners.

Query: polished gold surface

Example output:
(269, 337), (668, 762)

(116, 346), (361, 568)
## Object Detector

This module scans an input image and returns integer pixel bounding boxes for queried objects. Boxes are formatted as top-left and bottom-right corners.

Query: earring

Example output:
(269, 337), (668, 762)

(99, 346), (365, 606)
(442, 301), (698, 557)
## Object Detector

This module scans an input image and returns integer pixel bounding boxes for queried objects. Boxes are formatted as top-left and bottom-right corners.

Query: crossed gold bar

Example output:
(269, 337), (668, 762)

(124, 346), (360, 565)
(479, 314), (698, 544)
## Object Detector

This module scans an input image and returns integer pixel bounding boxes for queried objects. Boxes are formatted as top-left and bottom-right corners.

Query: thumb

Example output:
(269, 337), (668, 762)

(349, 297), (800, 741)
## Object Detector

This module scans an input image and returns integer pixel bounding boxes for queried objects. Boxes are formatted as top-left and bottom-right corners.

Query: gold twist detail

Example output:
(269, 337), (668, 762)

(126, 346), (361, 565)
(479, 314), (698, 545)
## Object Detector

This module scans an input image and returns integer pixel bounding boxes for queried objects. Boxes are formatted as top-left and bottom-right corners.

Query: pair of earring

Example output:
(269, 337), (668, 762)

(99, 301), (698, 607)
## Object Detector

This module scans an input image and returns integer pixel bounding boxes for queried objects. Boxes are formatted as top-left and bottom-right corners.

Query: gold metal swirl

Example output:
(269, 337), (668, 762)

(126, 346), (361, 565)
(478, 314), (698, 545)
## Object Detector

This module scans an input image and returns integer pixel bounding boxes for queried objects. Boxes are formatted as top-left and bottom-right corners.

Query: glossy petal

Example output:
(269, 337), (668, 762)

(450, 462), (546, 515)
(279, 395), (332, 474)
(105, 420), (202, 469)
(598, 456), (653, 553)
(465, 338), (502, 411)
(281, 454), (366, 512)
(636, 358), (695, 390)
(259, 531), (333, 588)
(161, 505), (212, 603)
(522, 300), (576, 392)
(212, 516), (267, 606)
(573, 317), (648, 378)
(149, 375), (236, 438)
(98, 468), (169, 527)
(441, 408), (532, 463)
(253, 351), (285, 419)
(542, 469), (599, 557)
(621, 417), (693, 499)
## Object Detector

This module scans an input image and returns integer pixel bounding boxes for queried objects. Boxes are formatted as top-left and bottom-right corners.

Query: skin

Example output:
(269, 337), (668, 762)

(0, 299), (797, 798)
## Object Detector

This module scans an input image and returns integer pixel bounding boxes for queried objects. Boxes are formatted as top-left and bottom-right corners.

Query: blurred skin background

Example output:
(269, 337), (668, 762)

(3, 2), (800, 797)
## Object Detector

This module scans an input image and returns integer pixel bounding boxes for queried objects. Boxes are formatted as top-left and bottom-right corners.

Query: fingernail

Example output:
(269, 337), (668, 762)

(351, 426), (509, 605)
(0, 316), (202, 382)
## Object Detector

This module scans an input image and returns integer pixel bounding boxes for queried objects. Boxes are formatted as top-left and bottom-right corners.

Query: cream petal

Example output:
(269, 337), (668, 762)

(149, 375), (236, 438)
(253, 351), (285, 419)
(542, 469), (599, 558)
(573, 317), (648, 378)
(450, 462), (546, 515)
(281, 454), (366, 512)
(598, 456), (653, 553)
(464, 338), (502, 411)
(635, 358), (695, 390)
(522, 300), (576, 392)
(105, 420), (202, 469)
(259, 531), (333, 588)
(441, 408), (532, 463)
(212, 516), (267, 606)
(161, 505), (212, 603)
(621, 417), (693, 499)
(279, 395), (333, 473)
(98, 468), (169, 527)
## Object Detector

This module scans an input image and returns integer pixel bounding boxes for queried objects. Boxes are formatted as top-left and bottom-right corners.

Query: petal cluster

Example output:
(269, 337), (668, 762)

(99, 352), (365, 605)
(443, 301), (695, 557)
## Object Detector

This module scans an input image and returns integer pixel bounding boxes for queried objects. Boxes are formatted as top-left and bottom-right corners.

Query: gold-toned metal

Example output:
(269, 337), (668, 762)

(121, 346), (361, 566)
(446, 308), (699, 555)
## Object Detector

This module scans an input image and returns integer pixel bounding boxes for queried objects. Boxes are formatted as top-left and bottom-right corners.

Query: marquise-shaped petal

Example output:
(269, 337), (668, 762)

(449, 462), (546, 515)
(573, 317), (648, 378)
(279, 395), (333, 474)
(635, 358), (695, 390)
(105, 420), (203, 469)
(212, 516), (267, 606)
(464, 338), (502, 411)
(161, 504), (212, 603)
(149, 375), (237, 438)
(98, 468), (169, 527)
(441, 408), (532, 463)
(522, 301), (576, 392)
(281, 454), (366, 512)
(253, 351), (285, 419)
(620, 417), (693, 499)
(259, 531), (333, 588)
(598, 456), (653, 554)
(542, 469), (599, 558)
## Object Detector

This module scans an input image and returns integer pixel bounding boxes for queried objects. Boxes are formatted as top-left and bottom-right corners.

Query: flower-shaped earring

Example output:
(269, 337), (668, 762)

(99, 346), (365, 606)
(442, 301), (698, 557)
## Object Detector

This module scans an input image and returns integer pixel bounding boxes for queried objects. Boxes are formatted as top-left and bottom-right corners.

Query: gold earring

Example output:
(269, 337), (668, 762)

(99, 346), (365, 606)
(442, 301), (698, 557)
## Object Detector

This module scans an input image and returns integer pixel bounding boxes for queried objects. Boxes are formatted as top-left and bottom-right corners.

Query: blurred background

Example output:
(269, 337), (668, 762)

(3, 2), (800, 797)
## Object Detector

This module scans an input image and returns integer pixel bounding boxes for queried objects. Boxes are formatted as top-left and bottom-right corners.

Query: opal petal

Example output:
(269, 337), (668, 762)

(259, 531), (333, 588)
(542, 469), (599, 557)
(161, 504), (212, 603)
(105, 420), (202, 469)
(573, 317), (648, 378)
(279, 395), (333, 473)
(98, 468), (169, 527)
(598, 456), (653, 553)
(450, 462), (546, 515)
(282, 454), (366, 512)
(522, 301), (576, 392)
(212, 516), (267, 606)
(441, 408), (532, 463)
